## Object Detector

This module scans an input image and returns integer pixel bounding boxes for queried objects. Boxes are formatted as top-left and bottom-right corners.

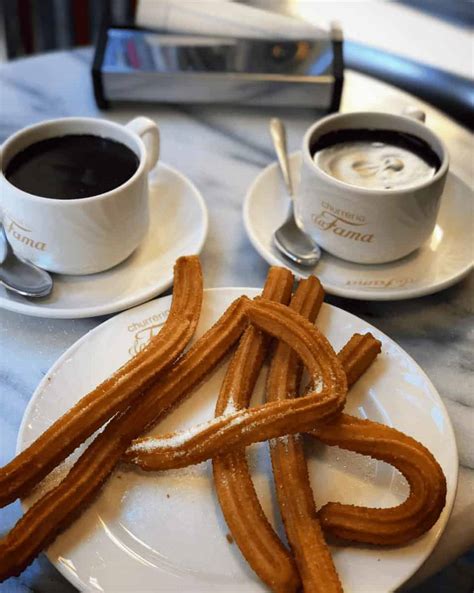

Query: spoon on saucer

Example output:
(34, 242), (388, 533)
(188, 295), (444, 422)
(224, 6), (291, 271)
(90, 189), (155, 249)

(0, 224), (53, 298)
(269, 118), (321, 267)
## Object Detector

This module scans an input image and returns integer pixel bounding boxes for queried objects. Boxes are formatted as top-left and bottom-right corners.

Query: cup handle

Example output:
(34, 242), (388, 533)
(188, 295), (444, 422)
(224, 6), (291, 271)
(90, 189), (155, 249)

(125, 117), (160, 172)
(401, 106), (426, 123)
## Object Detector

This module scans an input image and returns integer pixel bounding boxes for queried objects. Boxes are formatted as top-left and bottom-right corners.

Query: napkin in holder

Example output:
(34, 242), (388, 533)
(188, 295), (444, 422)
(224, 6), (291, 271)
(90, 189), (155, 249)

(92, 3), (343, 110)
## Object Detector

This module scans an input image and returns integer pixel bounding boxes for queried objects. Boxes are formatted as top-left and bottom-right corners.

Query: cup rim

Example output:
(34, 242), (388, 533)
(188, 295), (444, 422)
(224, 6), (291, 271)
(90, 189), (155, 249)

(0, 117), (148, 204)
(302, 111), (449, 196)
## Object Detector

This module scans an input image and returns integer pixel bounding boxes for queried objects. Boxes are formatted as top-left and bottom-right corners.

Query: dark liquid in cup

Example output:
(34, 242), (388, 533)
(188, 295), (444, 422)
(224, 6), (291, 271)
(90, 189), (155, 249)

(310, 129), (441, 190)
(5, 134), (140, 199)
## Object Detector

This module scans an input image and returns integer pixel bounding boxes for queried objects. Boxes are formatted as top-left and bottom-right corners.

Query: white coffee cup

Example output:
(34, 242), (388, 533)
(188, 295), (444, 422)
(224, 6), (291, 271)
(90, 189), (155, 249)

(0, 116), (159, 275)
(295, 110), (449, 264)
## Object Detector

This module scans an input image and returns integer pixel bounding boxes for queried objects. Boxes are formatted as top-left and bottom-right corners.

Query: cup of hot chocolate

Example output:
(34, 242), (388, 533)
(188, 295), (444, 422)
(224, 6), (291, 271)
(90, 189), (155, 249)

(295, 110), (449, 264)
(0, 116), (159, 274)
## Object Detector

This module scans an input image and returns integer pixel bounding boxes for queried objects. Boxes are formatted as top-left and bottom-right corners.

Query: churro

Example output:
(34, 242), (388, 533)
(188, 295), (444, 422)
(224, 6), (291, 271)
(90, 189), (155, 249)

(311, 415), (447, 545)
(213, 266), (298, 593)
(0, 295), (249, 580)
(0, 256), (203, 508)
(338, 332), (382, 387)
(266, 277), (342, 593)
(312, 333), (446, 546)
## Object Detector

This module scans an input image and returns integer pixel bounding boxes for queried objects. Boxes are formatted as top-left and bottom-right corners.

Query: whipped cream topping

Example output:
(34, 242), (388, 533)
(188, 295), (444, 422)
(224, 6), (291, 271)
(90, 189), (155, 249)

(314, 141), (437, 190)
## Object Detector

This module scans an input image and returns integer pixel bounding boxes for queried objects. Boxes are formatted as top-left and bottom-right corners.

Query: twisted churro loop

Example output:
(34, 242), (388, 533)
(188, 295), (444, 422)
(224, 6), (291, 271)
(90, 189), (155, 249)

(311, 415), (447, 546)
(266, 277), (342, 593)
(124, 333), (381, 472)
(0, 294), (250, 581)
(213, 266), (298, 593)
(0, 256), (203, 508)
(247, 300), (348, 407)
(127, 299), (348, 470)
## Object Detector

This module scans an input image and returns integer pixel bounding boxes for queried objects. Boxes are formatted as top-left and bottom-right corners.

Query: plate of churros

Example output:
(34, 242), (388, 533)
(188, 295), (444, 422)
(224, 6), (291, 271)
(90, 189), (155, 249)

(1, 257), (457, 592)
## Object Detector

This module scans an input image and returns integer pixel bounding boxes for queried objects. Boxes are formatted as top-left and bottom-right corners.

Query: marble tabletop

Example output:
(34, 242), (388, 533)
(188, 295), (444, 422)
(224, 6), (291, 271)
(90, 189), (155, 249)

(0, 48), (472, 592)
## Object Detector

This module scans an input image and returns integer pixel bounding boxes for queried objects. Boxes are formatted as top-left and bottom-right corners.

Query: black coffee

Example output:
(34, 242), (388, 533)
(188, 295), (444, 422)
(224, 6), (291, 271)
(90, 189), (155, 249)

(310, 129), (441, 190)
(5, 134), (140, 199)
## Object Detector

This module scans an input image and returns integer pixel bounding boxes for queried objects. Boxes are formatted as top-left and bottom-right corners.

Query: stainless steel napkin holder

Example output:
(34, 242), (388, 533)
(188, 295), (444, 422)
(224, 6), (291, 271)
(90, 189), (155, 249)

(92, 26), (343, 111)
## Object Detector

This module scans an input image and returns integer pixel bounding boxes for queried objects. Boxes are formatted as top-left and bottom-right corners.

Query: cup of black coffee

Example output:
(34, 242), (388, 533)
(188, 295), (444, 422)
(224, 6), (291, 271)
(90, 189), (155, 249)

(295, 109), (449, 264)
(0, 116), (159, 274)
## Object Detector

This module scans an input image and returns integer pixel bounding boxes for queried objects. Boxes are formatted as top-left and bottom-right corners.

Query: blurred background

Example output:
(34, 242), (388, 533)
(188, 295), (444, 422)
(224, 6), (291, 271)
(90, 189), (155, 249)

(0, 0), (472, 127)
(0, 0), (472, 65)
(0, 0), (135, 60)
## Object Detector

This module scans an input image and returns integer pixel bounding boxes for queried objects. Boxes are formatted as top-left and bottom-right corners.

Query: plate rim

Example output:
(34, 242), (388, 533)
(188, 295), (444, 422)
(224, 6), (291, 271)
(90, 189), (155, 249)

(17, 287), (458, 593)
(0, 162), (209, 319)
(243, 152), (473, 301)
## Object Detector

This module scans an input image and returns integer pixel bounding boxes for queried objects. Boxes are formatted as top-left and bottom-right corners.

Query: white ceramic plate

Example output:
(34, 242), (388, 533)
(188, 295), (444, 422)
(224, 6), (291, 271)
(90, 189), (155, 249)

(18, 288), (457, 593)
(0, 163), (208, 318)
(243, 153), (473, 300)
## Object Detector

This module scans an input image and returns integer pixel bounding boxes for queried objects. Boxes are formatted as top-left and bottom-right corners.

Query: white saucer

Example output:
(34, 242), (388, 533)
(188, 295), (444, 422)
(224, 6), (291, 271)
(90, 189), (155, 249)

(0, 163), (208, 318)
(19, 289), (457, 593)
(243, 153), (473, 300)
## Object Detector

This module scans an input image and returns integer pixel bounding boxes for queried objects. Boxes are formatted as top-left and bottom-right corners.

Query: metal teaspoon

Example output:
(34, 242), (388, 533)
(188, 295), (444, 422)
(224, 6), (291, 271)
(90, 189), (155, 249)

(0, 224), (53, 298)
(270, 118), (321, 267)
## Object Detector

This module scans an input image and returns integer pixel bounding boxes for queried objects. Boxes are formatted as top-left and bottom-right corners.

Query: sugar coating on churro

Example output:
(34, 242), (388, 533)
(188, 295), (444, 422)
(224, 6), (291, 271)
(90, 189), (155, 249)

(129, 411), (251, 453)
